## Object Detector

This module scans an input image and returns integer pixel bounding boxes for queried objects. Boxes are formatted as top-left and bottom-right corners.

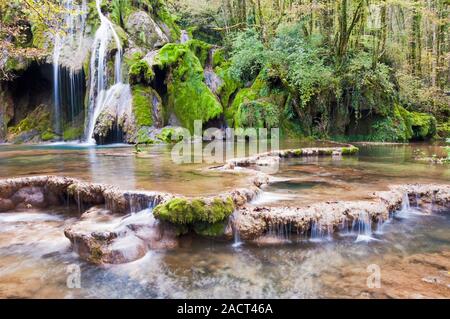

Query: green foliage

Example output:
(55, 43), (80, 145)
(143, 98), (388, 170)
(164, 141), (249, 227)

(8, 105), (51, 137)
(228, 29), (268, 83)
(153, 197), (235, 229)
(235, 101), (280, 129)
(269, 23), (333, 109)
(110, 0), (131, 28)
(410, 112), (437, 140)
(155, 127), (184, 143)
(212, 48), (226, 68)
(132, 85), (153, 127)
(215, 62), (242, 109)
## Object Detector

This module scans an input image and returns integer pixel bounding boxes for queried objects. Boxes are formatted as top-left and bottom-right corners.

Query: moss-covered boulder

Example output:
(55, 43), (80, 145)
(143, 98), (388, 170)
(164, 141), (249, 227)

(153, 196), (235, 237)
(7, 104), (54, 143)
(132, 85), (164, 128)
(155, 43), (223, 132)
(410, 112), (437, 140)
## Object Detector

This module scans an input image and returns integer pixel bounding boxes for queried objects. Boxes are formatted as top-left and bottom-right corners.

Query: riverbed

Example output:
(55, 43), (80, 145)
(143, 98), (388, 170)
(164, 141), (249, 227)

(0, 142), (449, 298)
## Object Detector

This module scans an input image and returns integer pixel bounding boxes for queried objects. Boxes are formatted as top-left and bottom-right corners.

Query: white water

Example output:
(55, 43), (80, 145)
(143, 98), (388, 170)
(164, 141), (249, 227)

(84, 0), (132, 144)
(230, 211), (242, 248)
(53, 0), (87, 137)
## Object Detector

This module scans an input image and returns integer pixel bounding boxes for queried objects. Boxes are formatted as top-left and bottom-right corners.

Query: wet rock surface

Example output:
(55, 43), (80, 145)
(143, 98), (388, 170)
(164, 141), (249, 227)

(64, 206), (179, 264)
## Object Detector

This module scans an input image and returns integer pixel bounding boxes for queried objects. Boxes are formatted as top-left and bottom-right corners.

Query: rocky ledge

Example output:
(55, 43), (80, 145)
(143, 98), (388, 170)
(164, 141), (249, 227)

(1, 145), (449, 264)
(228, 184), (450, 240)
(217, 145), (359, 171)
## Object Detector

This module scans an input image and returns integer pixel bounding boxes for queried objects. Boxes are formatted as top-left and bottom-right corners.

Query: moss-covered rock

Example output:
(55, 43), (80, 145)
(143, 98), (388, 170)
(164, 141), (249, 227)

(7, 105), (53, 143)
(235, 101), (280, 130)
(63, 126), (83, 141)
(153, 197), (235, 237)
(125, 10), (169, 49)
(186, 39), (212, 67)
(132, 85), (154, 127)
(155, 43), (223, 132)
(129, 59), (155, 84)
(215, 62), (242, 109)
(437, 121), (450, 139)
(410, 112), (437, 140)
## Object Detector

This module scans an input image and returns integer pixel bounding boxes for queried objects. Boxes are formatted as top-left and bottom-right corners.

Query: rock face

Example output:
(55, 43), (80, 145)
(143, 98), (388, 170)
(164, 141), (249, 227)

(0, 83), (14, 142)
(228, 184), (450, 240)
(125, 11), (170, 49)
(0, 176), (172, 214)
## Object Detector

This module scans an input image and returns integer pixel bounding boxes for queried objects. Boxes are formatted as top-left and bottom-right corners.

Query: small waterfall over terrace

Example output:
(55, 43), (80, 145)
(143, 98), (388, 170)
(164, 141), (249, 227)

(53, 0), (88, 138)
(83, 0), (132, 144)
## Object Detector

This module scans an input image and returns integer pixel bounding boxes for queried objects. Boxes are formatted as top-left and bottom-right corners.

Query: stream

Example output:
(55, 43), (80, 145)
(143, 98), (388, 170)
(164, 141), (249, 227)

(0, 142), (449, 298)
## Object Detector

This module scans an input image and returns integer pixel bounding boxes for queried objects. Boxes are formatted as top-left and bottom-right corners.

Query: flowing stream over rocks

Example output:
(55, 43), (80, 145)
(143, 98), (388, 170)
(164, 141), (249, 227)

(0, 142), (449, 298)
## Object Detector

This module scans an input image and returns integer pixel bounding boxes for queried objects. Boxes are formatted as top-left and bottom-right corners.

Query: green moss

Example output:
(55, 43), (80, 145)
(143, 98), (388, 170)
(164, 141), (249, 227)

(235, 101), (280, 130)
(136, 127), (155, 144)
(153, 197), (235, 226)
(410, 112), (437, 140)
(63, 127), (83, 141)
(186, 39), (212, 67)
(8, 105), (51, 137)
(341, 146), (359, 155)
(132, 85), (153, 127)
(212, 48), (226, 68)
(154, 1), (181, 40)
(31, 22), (47, 49)
(156, 43), (223, 132)
(437, 122), (450, 139)
(227, 88), (258, 127)
(215, 62), (242, 109)
(41, 131), (56, 141)
(226, 71), (284, 128)
(155, 127), (183, 143)
(129, 60), (154, 84)
(193, 220), (228, 237)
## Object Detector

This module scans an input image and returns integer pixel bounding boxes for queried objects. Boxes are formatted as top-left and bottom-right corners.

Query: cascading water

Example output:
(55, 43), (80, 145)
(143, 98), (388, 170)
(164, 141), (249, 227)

(84, 0), (132, 144)
(353, 211), (377, 242)
(230, 211), (242, 248)
(53, 0), (87, 137)
(310, 219), (333, 242)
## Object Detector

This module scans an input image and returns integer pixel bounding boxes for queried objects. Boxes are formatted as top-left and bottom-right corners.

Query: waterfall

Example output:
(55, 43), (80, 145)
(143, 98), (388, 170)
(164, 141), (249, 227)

(353, 211), (377, 242)
(204, 48), (223, 94)
(310, 219), (333, 242)
(230, 211), (242, 248)
(53, 0), (87, 138)
(180, 30), (190, 43)
(84, 0), (132, 144)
